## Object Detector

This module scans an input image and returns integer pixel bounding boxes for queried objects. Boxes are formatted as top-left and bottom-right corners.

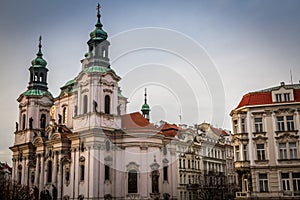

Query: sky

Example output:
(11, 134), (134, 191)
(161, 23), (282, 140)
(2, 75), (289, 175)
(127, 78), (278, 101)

(0, 0), (300, 163)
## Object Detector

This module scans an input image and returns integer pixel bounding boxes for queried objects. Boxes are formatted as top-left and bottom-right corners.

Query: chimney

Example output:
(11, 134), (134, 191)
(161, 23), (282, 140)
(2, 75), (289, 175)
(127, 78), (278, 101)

(280, 82), (285, 86)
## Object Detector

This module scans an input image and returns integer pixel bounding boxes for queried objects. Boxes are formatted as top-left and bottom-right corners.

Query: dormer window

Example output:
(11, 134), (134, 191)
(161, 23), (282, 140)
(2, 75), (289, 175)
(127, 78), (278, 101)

(275, 94), (282, 102)
(284, 93), (290, 102)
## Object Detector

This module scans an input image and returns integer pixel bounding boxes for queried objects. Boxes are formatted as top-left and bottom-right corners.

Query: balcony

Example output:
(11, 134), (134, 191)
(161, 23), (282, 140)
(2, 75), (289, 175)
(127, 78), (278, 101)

(234, 160), (250, 170)
(236, 192), (250, 198)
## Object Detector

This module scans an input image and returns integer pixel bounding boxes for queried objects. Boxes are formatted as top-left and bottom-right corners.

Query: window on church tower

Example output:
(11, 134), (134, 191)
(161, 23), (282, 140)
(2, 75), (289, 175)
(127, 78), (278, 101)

(80, 165), (85, 181)
(22, 114), (26, 130)
(40, 114), (46, 129)
(63, 107), (67, 124)
(163, 166), (168, 181)
(47, 160), (52, 183)
(105, 165), (110, 181)
(40, 73), (43, 82)
(128, 169), (138, 193)
(34, 73), (38, 81)
(102, 47), (106, 58)
(104, 95), (110, 114)
(83, 95), (88, 114)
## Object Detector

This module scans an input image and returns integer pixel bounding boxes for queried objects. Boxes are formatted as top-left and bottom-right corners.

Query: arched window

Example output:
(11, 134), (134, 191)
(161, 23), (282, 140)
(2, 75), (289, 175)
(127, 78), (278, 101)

(128, 169), (137, 193)
(40, 73), (44, 82)
(40, 114), (46, 129)
(63, 107), (67, 124)
(18, 165), (22, 184)
(104, 95), (110, 114)
(47, 160), (52, 183)
(102, 47), (106, 58)
(105, 140), (110, 151)
(30, 73), (33, 82)
(83, 95), (88, 114)
(34, 73), (38, 81)
(22, 114), (26, 130)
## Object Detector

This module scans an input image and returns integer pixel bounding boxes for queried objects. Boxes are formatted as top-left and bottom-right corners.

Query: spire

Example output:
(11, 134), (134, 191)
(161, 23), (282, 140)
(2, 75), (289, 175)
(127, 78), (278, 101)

(96, 2), (103, 28)
(37, 35), (43, 56)
(141, 88), (150, 121)
(27, 36), (50, 93)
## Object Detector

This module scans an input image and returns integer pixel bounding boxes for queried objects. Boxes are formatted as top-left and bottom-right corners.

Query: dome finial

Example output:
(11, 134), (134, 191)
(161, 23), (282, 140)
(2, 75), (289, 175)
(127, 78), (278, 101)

(96, 2), (103, 28)
(144, 88), (148, 104)
(37, 35), (43, 56)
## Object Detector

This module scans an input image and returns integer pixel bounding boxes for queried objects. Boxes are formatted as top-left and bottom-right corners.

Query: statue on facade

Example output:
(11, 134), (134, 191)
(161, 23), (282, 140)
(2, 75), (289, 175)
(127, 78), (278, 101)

(52, 184), (58, 200)
(93, 100), (98, 112)
(33, 186), (39, 200)
(152, 170), (159, 193)
(15, 122), (18, 132)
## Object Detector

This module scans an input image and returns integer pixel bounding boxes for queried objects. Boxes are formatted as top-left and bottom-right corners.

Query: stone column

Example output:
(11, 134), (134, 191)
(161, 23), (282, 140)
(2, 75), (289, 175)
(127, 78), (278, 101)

(57, 153), (62, 199)
(53, 151), (58, 185)
(39, 155), (44, 190)
(34, 155), (40, 187)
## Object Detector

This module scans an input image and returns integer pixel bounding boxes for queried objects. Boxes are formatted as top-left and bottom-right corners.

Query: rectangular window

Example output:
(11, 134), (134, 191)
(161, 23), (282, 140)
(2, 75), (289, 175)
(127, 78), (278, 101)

(276, 94), (282, 102)
(257, 144), (266, 161)
(279, 143), (287, 159)
(286, 116), (295, 131)
(241, 118), (246, 133)
(282, 173), (290, 191)
(163, 166), (168, 181)
(284, 93), (290, 102)
(254, 118), (263, 132)
(80, 165), (85, 181)
(292, 173), (300, 192)
(277, 116), (285, 131)
(180, 174), (182, 184)
(259, 173), (269, 192)
(179, 159), (182, 169)
(233, 120), (238, 134)
(243, 144), (248, 160)
(235, 146), (240, 161)
(105, 165), (110, 181)
(289, 142), (298, 159)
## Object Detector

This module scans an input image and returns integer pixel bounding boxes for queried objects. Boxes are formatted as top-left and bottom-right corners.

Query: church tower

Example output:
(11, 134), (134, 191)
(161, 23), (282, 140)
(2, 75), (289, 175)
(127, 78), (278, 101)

(141, 88), (151, 121)
(73, 3), (123, 132)
(11, 37), (53, 185)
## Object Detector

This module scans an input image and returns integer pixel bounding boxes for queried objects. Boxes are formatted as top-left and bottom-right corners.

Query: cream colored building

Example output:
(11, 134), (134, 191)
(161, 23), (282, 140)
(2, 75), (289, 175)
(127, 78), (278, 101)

(231, 82), (300, 199)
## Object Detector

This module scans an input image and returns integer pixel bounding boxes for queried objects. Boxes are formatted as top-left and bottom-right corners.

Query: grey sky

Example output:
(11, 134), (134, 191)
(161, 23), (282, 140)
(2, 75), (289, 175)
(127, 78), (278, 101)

(0, 0), (300, 163)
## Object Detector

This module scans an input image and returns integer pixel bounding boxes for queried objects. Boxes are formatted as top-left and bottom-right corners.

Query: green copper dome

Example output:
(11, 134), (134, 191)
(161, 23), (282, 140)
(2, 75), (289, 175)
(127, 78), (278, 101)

(31, 36), (47, 67)
(141, 103), (150, 111)
(90, 3), (108, 41)
(84, 65), (111, 73)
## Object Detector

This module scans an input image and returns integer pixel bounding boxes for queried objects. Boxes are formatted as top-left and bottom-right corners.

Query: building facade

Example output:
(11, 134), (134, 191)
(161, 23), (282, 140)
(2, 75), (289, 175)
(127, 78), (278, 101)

(9, 4), (235, 200)
(10, 5), (178, 200)
(231, 82), (300, 199)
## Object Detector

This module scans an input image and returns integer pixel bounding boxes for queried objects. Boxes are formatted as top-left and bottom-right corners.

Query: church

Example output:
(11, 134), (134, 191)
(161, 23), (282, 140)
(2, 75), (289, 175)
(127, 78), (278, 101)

(10, 3), (179, 200)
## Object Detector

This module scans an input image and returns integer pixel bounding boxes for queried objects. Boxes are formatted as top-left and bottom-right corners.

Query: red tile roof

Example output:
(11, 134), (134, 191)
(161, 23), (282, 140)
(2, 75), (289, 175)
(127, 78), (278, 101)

(236, 86), (300, 109)
(121, 112), (157, 130)
(237, 92), (272, 108)
(160, 123), (179, 137)
(211, 126), (229, 136)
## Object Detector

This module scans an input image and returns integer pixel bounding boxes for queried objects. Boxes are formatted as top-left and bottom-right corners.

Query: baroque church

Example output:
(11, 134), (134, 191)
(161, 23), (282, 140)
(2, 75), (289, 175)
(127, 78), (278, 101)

(10, 3), (179, 200)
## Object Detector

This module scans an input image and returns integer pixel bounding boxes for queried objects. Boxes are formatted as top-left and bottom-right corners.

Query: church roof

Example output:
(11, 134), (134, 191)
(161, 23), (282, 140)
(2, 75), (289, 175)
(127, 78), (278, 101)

(121, 112), (157, 130)
(23, 89), (53, 98)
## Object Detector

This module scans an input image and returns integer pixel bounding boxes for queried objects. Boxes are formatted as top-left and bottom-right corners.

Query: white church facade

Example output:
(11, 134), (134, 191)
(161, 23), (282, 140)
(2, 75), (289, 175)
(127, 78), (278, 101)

(10, 4), (179, 200)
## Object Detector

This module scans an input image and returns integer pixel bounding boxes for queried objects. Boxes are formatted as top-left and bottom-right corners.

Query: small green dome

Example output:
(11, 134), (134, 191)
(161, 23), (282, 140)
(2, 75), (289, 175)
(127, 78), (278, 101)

(31, 55), (47, 67)
(141, 103), (150, 111)
(90, 27), (108, 41)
